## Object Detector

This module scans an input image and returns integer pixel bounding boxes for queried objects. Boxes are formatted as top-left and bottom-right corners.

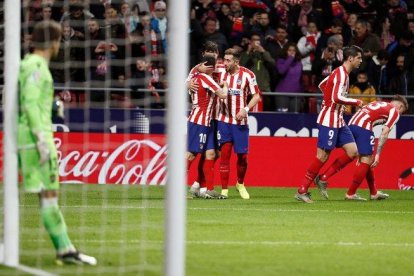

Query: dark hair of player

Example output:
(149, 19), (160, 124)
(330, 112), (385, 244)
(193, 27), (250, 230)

(203, 41), (219, 54)
(31, 20), (62, 49)
(200, 55), (216, 67)
(224, 48), (241, 61)
(393, 94), (409, 112)
(343, 45), (363, 61)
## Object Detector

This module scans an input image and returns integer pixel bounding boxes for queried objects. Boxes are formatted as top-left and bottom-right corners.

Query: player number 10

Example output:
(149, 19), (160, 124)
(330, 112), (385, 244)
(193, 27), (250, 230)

(199, 133), (207, 143)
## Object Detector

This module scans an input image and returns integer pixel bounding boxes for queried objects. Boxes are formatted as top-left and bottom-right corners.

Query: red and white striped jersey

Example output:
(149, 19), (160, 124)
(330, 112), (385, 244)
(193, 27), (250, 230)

(217, 66), (260, 125)
(317, 65), (362, 128)
(188, 73), (221, 126)
(348, 101), (400, 131)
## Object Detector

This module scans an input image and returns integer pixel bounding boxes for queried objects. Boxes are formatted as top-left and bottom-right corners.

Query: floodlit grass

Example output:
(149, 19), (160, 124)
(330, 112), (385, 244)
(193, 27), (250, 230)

(1, 185), (414, 275)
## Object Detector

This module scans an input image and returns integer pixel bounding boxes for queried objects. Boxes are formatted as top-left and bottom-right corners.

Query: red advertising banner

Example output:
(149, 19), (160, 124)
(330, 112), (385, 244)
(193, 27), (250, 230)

(1, 133), (413, 189)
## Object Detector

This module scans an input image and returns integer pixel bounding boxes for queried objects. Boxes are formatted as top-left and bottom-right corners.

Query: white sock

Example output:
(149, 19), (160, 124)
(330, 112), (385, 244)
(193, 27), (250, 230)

(191, 181), (200, 189)
(200, 187), (207, 194)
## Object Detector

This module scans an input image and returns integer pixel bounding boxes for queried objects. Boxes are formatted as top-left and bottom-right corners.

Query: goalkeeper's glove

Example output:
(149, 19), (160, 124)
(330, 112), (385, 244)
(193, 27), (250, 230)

(35, 132), (50, 165)
(52, 96), (65, 119)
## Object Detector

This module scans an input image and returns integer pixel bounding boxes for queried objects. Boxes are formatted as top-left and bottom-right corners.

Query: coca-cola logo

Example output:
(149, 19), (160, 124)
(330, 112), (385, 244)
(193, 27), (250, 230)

(55, 137), (167, 185)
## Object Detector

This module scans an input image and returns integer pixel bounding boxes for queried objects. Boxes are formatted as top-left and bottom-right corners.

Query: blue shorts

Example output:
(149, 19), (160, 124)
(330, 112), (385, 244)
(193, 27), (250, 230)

(187, 122), (215, 153)
(217, 121), (249, 154)
(349, 125), (375, 155)
(317, 125), (355, 151)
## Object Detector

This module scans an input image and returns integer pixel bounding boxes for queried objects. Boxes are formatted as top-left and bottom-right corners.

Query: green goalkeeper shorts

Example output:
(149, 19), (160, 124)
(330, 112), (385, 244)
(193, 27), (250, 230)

(18, 140), (59, 193)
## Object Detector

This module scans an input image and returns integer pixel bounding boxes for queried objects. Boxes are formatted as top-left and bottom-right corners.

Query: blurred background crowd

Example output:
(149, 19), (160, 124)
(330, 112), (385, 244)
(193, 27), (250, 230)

(1, 0), (414, 113)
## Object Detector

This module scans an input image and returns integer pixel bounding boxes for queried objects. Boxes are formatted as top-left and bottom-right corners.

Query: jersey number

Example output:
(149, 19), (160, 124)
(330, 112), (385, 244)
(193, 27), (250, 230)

(370, 135), (375, 145)
(367, 102), (387, 110)
(328, 130), (334, 140)
(199, 133), (206, 143)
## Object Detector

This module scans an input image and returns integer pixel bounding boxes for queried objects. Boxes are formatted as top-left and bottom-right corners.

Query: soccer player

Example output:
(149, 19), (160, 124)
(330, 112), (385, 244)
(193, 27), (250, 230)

(18, 21), (97, 265)
(296, 45), (364, 203)
(344, 95), (408, 200)
(217, 48), (261, 199)
(187, 55), (228, 199)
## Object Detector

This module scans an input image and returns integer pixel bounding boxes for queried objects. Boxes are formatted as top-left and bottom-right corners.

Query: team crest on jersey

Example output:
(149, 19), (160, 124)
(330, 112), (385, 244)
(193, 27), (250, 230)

(236, 78), (242, 85)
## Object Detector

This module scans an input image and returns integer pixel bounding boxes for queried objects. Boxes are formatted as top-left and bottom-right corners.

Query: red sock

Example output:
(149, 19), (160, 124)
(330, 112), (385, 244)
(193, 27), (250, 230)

(203, 159), (215, 190)
(220, 143), (232, 189)
(236, 154), (248, 184)
(187, 159), (193, 173)
(347, 162), (370, 195)
(298, 158), (324, 194)
(320, 154), (354, 181)
(366, 167), (377, 196)
(197, 156), (206, 188)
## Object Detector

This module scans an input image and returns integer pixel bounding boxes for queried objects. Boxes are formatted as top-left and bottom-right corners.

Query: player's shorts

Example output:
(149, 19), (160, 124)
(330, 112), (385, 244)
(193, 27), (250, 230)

(18, 135), (59, 193)
(317, 124), (355, 151)
(187, 121), (215, 153)
(217, 121), (249, 154)
(349, 125), (375, 155)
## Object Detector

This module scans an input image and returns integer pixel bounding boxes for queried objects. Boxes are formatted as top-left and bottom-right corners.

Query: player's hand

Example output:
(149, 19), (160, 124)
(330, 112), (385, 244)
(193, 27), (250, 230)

(236, 108), (248, 121)
(35, 133), (50, 165)
(357, 100), (364, 107)
(198, 62), (214, 73)
(187, 78), (198, 93)
(371, 154), (380, 168)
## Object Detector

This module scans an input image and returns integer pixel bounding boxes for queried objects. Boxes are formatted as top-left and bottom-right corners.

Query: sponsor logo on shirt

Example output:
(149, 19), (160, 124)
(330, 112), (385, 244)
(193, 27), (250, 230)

(228, 88), (242, 96)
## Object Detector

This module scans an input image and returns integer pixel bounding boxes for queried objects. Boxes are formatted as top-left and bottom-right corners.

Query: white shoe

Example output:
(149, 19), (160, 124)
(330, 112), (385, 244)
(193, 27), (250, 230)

(370, 191), (389, 200)
(236, 183), (250, 199)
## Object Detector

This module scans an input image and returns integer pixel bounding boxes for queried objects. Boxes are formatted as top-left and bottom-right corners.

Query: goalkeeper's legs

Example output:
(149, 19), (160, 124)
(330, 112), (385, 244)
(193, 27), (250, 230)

(40, 190), (97, 265)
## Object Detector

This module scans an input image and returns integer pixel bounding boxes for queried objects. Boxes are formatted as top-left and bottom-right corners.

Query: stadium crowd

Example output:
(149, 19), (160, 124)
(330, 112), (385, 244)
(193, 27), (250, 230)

(17, 0), (414, 113)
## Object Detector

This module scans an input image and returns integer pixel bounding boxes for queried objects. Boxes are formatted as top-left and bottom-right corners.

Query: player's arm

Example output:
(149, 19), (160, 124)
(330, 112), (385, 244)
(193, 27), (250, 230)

(215, 81), (228, 99)
(371, 126), (390, 168)
(21, 70), (50, 164)
(200, 74), (226, 99)
(331, 72), (362, 107)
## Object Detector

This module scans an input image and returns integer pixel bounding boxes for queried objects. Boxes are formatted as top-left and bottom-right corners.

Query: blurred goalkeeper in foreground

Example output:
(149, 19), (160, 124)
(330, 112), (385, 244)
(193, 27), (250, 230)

(18, 20), (96, 266)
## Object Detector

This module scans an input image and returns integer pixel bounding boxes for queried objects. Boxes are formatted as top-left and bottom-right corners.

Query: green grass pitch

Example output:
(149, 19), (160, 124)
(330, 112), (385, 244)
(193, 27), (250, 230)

(1, 184), (414, 275)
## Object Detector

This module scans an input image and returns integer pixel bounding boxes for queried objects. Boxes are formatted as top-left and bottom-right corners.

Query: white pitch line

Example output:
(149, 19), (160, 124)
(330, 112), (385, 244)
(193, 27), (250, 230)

(26, 239), (414, 248)
(20, 205), (414, 215)
(17, 265), (56, 276)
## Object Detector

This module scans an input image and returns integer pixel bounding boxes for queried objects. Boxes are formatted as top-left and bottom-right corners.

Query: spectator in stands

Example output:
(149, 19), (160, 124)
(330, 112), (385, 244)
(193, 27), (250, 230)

(408, 19), (414, 38)
(317, 18), (343, 57)
(297, 20), (321, 93)
(227, 0), (251, 46)
(240, 33), (275, 104)
(345, 71), (376, 114)
(349, 19), (381, 71)
(38, 4), (53, 21)
(377, 16), (395, 49)
(274, 42), (303, 112)
(366, 49), (390, 96)
(386, 31), (414, 74)
(379, 0), (408, 39)
(251, 11), (276, 50)
(60, 1), (95, 40)
(269, 24), (289, 59)
(203, 17), (229, 57)
(343, 13), (358, 46)
(288, 0), (322, 42)
(151, 1), (168, 52)
(216, 3), (233, 40)
(120, 1), (140, 33)
(192, 0), (217, 23)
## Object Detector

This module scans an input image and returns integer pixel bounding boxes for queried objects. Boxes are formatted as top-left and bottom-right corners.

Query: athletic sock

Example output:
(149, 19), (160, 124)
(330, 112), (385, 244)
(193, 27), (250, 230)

(197, 156), (206, 188)
(220, 143), (232, 189)
(366, 168), (377, 196)
(347, 162), (370, 196)
(298, 158), (324, 194)
(41, 197), (75, 255)
(236, 154), (248, 184)
(203, 159), (215, 190)
(320, 154), (354, 181)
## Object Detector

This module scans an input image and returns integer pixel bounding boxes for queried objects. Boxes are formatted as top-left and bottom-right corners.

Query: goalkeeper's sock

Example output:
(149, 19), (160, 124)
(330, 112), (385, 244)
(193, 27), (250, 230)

(366, 168), (377, 196)
(298, 158), (324, 194)
(41, 197), (75, 254)
(220, 143), (232, 189)
(236, 153), (248, 184)
(203, 159), (215, 190)
(347, 162), (370, 196)
(320, 154), (353, 181)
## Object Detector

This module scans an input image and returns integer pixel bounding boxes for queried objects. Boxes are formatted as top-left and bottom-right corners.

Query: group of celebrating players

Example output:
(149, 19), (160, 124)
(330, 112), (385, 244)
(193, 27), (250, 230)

(186, 41), (409, 202)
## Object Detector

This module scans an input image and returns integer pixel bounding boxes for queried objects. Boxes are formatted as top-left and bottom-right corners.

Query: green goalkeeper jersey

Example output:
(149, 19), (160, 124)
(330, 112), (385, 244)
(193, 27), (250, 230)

(18, 54), (54, 146)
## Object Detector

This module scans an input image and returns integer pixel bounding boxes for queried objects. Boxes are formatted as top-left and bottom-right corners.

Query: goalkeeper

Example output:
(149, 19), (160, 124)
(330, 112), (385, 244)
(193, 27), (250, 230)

(18, 20), (96, 265)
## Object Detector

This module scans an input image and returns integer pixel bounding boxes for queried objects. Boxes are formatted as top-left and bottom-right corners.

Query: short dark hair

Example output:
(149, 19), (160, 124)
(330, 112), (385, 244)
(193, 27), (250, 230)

(224, 48), (241, 60)
(31, 20), (62, 49)
(203, 41), (219, 54)
(200, 55), (216, 67)
(393, 94), (409, 112)
(377, 49), (390, 61)
(343, 45), (363, 61)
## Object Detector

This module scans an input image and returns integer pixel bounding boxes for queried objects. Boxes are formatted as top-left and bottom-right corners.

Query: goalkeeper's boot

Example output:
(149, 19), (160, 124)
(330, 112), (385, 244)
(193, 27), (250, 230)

(314, 175), (329, 199)
(344, 194), (367, 201)
(56, 251), (97, 266)
(370, 191), (389, 200)
(204, 189), (227, 199)
(221, 189), (228, 197)
(236, 183), (250, 199)
(295, 192), (313, 203)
